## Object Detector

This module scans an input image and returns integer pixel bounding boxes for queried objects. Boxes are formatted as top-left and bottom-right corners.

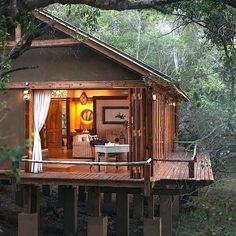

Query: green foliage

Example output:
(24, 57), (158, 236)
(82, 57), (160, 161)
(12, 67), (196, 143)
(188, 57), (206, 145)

(45, 4), (236, 162)
(0, 145), (23, 181)
(46, 4), (100, 32)
(17, 12), (36, 35)
(175, 156), (236, 235)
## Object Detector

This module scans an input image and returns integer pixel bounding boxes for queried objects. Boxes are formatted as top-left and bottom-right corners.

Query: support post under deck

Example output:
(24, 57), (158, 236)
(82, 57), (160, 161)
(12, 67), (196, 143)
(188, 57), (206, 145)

(63, 186), (78, 236)
(133, 194), (144, 219)
(103, 192), (113, 215)
(116, 193), (130, 236)
(172, 195), (180, 222)
(87, 187), (107, 236)
(78, 186), (87, 202)
(18, 185), (40, 236)
(160, 195), (173, 236)
(143, 193), (161, 236)
(42, 185), (51, 196)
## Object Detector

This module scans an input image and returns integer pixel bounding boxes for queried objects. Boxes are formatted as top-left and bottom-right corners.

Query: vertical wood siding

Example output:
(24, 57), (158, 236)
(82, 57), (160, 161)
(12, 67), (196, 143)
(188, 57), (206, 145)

(152, 93), (177, 175)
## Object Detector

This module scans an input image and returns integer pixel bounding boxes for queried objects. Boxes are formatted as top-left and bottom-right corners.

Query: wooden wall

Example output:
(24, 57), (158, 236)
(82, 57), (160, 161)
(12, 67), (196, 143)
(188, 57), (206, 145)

(0, 90), (25, 169)
(152, 93), (178, 174)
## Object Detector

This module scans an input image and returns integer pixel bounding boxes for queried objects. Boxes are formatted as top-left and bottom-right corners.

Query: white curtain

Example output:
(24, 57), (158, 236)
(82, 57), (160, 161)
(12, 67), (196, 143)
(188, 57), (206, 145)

(31, 91), (51, 173)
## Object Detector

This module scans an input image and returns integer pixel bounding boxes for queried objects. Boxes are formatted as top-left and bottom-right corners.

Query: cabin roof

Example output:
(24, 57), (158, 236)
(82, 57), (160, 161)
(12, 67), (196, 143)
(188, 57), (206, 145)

(34, 10), (189, 101)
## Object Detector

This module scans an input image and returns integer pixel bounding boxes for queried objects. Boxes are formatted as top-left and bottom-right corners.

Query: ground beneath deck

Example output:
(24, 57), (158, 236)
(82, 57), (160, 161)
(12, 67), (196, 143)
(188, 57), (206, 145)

(174, 155), (236, 236)
(0, 185), (156, 236)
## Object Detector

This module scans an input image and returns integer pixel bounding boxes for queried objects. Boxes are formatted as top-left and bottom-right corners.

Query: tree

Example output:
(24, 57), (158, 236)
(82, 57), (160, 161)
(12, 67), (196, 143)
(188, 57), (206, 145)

(46, 4), (236, 161)
(1, 0), (236, 19)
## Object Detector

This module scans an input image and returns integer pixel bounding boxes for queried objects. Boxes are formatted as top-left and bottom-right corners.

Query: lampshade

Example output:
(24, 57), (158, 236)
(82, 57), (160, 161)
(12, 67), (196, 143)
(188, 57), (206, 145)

(80, 91), (88, 105)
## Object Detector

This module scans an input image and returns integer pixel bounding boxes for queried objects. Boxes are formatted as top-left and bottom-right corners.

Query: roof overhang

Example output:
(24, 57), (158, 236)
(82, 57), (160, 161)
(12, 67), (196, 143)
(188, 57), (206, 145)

(33, 10), (189, 101)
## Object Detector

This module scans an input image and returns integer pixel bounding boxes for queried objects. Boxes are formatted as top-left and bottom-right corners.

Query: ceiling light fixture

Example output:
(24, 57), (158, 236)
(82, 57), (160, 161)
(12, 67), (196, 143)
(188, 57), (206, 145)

(79, 91), (88, 105)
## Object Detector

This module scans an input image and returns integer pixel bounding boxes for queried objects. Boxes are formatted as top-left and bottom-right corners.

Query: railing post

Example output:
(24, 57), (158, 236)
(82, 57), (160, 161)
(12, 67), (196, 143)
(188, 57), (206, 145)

(144, 163), (151, 197)
(189, 144), (197, 178)
(188, 161), (194, 178)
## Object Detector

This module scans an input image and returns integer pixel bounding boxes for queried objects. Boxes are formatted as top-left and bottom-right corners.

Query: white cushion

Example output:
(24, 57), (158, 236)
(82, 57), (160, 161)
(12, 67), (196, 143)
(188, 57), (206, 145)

(73, 134), (89, 143)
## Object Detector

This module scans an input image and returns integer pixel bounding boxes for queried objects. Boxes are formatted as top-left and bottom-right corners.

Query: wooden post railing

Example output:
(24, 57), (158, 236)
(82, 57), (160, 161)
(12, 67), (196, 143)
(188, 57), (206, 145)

(21, 157), (153, 196)
(154, 143), (198, 179)
(144, 158), (152, 197)
(188, 144), (197, 178)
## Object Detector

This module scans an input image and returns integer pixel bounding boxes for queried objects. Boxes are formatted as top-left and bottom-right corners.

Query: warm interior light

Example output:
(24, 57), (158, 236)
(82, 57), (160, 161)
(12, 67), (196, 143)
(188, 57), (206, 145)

(79, 91), (88, 105)
(23, 89), (30, 100)
(152, 93), (157, 101)
(51, 90), (67, 98)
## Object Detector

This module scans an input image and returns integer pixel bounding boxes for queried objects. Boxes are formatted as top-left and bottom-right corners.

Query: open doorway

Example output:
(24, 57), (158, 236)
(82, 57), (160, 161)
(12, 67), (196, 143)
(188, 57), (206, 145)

(39, 89), (129, 160)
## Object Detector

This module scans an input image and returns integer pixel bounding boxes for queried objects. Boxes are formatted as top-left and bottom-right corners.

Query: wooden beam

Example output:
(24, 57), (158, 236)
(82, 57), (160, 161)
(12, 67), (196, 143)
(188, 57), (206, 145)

(2, 38), (80, 48)
(144, 163), (151, 197)
(7, 81), (144, 89)
(103, 192), (113, 215)
(116, 193), (130, 236)
(18, 213), (38, 236)
(63, 186), (78, 235)
(88, 187), (101, 217)
(159, 195), (172, 236)
(133, 194), (144, 219)
(87, 187), (108, 236)
(172, 196), (180, 222)
(143, 218), (162, 236)
(147, 193), (154, 219)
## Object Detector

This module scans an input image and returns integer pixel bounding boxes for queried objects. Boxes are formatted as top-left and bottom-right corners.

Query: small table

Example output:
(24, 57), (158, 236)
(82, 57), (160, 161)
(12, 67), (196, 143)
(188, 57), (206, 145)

(95, 144), (129, 172)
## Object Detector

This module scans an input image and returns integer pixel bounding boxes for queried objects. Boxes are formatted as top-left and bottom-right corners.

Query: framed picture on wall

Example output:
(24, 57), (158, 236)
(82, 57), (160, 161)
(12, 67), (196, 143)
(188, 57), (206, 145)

(102, 106), (129, 124)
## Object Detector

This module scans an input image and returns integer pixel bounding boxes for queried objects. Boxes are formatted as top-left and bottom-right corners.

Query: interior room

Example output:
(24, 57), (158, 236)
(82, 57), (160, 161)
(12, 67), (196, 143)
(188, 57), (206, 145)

(39, 89), (130, 168)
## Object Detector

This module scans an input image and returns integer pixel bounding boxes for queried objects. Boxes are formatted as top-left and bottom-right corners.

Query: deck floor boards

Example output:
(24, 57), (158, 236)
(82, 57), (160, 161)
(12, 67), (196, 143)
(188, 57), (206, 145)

(0, 151), (214, 187)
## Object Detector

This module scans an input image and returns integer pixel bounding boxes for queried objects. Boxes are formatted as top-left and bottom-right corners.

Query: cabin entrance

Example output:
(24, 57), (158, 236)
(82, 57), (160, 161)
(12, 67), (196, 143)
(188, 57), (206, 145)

(36, 89), (130, 167)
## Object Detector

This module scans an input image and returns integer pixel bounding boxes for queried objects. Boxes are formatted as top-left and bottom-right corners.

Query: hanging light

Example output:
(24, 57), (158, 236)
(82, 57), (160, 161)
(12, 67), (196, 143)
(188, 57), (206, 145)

(79, 91), (88, 105)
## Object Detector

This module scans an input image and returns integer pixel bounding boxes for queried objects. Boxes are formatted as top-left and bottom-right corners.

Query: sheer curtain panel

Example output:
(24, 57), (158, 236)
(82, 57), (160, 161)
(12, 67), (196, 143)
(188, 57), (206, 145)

(31, 90), (51, 173)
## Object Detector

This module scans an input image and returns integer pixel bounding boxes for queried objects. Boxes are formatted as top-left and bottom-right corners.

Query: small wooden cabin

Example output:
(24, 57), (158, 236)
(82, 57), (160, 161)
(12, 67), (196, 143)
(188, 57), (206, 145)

(0, 10), (213, 236)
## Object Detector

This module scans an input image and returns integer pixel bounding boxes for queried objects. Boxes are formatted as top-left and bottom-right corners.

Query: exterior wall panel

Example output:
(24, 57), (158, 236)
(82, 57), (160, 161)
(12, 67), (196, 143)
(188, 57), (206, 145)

(11, 45), (140, 83)
(0, 90), (25, 169)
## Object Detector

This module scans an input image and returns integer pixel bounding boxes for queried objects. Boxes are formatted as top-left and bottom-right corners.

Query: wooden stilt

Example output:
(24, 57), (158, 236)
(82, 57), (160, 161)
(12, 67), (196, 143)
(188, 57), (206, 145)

(133, 194), (144, 219)
(117, 193), (129, 236)
(143, 218), (162, 236)
(18, 213), (38, 236)
(78, 186), (87, 202)
(63, 186), (78, 235)
(103, 192), (113, 215)
(87, 187), (107, 236)
(58, 185), (64, 208)
(15, 185), (23, 207)
(147, 193), (154, 219)
(143, 193), (162, 236)
(160, 195), (172, 236)
(88, 187), (101, 217)
(172, 195), (180, 222)
(18, 185), (40, 236)
(42, 185), (51, 196)
(31, 186), (40, 215)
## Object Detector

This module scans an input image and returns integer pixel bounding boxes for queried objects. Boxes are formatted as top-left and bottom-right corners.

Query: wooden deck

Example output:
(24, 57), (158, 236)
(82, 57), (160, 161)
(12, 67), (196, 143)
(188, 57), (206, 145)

(152, 152), (214, 185)
(0, 151), (214, 188)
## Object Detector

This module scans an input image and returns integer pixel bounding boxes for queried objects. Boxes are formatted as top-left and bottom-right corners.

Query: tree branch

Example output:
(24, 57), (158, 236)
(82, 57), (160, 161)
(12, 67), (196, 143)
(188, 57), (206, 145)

(1, 0), (236, 18)
(0, 66), (38, 81)
(0, 21), (54, 68)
